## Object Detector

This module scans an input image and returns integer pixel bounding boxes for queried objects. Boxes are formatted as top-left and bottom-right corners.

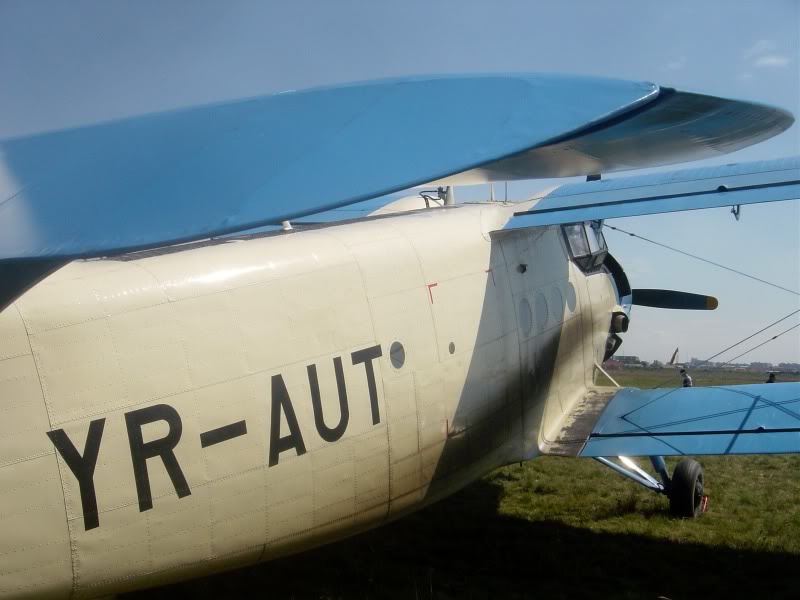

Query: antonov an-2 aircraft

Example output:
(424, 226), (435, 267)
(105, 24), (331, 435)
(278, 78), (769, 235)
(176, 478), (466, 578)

(0, 74), (799, 598)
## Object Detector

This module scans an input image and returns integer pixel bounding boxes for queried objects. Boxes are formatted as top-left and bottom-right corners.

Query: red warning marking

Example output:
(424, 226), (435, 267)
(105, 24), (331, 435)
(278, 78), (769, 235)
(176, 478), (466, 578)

(427, 283), (438, 303)
(485, 268), (495, 286)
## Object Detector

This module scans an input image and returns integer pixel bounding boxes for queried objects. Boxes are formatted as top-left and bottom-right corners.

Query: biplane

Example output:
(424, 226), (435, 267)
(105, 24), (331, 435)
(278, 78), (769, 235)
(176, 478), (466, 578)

(0, 74), (798, 598)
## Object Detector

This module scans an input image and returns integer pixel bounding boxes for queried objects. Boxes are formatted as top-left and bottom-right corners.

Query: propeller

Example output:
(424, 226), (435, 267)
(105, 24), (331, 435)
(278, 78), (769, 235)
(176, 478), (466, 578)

(631, 289), (718, 310)
(601, 256), (716, 363)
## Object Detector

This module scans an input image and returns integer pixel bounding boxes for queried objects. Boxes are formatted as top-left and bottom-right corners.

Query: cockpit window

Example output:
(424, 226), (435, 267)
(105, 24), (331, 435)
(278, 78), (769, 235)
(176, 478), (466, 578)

(563, 222), (607, 272)
(585, 223), (600, 254)
(564, 224), (590, 257)
(596, 228), (607, 251)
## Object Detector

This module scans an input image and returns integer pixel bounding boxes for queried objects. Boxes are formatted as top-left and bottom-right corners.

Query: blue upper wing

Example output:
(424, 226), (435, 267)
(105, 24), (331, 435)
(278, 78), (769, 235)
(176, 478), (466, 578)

(580, 382), (800, 457)
(0, 73), (661, 261)
(0, 74), (793, 262)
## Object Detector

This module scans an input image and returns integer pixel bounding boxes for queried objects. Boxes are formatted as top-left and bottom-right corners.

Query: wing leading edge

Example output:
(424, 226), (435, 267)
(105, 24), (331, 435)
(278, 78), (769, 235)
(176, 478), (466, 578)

(578, 382), (800, 457)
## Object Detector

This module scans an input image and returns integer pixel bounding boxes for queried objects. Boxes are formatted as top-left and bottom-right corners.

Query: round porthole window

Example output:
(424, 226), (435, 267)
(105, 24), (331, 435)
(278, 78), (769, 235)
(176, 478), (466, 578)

(535, 292), (549, 332)
(565, 281), (577, 313)
(550, 287), (564, 322)
(519, 298), (533, 335)
(390, 341), (406, 369)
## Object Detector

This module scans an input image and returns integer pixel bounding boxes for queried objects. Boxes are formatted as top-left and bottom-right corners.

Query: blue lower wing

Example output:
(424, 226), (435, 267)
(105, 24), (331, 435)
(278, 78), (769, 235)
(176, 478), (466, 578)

(580, 383), (800, 457)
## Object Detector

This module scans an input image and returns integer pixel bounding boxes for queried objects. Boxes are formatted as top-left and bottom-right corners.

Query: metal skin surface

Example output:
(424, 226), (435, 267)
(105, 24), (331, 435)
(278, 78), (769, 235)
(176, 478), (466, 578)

(0, 201), (618, 598)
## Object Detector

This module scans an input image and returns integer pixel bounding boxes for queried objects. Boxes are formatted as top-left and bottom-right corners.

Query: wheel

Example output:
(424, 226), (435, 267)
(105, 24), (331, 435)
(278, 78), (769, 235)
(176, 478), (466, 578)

(669, 459), (705, 518)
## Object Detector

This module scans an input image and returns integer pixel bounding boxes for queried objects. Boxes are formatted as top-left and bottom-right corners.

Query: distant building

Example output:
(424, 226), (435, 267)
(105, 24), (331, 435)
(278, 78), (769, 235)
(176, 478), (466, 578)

(749, 361), (774, 371)
(613, 356), (644, 368)
(617, 356), (641, 365)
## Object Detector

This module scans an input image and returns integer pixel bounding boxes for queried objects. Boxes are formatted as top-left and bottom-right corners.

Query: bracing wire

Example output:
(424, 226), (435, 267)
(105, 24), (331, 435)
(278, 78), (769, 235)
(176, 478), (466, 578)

(650, 309), (800, 389)
(604, 224), (800, 391)
(605, 225), (800, 296)
(621, 320), (800, 417)
(722, 323), (800, 366)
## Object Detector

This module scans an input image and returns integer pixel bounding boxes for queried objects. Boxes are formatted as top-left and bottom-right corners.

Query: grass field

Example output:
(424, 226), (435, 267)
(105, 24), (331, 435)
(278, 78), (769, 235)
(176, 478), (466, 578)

(130, 369), (800, 600)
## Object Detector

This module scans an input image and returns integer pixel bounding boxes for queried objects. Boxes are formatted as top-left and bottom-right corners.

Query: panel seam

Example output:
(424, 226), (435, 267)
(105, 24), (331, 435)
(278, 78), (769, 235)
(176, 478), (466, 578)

(15, 301), (78, 598)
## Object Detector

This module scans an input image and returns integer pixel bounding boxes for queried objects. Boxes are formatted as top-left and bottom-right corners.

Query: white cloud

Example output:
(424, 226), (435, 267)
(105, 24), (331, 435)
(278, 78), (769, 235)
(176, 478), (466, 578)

(742, 39), (791, 69)
(744, 39), (777, 59)
(738, 72), (753, 81)
(754, 54), (790, 68)
(665, 57), (687, 71)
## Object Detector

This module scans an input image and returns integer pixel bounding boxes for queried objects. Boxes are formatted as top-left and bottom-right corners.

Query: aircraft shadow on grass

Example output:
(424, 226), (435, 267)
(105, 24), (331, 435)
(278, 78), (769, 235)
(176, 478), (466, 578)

(126, 476), (798, 600)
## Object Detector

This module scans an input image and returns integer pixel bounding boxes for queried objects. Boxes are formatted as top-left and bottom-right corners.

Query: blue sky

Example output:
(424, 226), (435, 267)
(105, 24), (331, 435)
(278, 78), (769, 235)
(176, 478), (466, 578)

(1, 0), (798, 363)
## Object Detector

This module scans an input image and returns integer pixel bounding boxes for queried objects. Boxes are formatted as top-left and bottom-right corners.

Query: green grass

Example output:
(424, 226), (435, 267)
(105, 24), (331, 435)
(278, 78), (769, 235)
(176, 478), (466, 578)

(131, 369), (800, 599)
(601, 366), (800, 389)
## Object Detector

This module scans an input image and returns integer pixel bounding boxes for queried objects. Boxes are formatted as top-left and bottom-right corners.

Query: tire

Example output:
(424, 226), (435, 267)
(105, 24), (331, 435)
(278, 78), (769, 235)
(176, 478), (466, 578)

(669, 459), (705, 518)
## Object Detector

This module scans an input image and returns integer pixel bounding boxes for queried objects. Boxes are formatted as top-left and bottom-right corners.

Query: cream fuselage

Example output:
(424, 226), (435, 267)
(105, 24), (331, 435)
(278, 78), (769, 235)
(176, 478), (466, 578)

(0, 201), (617, 598)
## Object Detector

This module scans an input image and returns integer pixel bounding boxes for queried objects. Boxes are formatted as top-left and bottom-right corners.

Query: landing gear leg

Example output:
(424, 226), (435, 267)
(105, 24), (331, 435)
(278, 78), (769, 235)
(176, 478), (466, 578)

(594, 456), (708, 518)
(649, 455), (670, 490)
(668, 458), (707, 518)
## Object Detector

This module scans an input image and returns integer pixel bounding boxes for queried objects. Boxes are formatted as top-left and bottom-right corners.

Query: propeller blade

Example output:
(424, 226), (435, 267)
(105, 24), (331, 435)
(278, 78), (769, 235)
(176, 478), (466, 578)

(631, 289), (718, 310)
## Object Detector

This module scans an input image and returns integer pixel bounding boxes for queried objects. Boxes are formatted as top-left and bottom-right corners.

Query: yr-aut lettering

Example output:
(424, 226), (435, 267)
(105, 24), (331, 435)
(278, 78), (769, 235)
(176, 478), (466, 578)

(45, 343), (386, 530)
(125, 404), (191, 512)
(47, 419), (105, 530)
(47, 405), (191, 531)
(267, 343), (384, 465)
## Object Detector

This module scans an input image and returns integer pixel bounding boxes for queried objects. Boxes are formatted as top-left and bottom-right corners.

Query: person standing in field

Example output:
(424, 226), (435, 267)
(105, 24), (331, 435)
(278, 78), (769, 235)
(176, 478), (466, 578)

(680, 369), (693, 387)
(766, 372), (776, 383)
